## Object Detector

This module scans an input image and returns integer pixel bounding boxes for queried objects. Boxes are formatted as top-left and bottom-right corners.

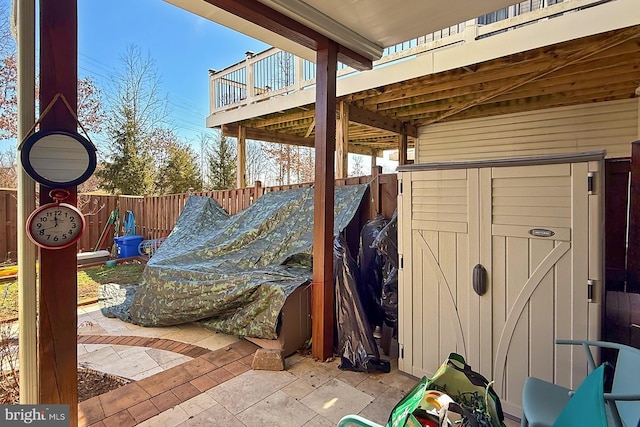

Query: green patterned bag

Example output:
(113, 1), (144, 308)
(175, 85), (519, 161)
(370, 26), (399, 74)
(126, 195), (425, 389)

(426, 353), (506, 427)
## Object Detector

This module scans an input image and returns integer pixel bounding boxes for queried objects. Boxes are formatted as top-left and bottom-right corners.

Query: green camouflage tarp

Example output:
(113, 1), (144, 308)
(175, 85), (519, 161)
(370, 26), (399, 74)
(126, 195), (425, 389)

(100, 184), (367, 339)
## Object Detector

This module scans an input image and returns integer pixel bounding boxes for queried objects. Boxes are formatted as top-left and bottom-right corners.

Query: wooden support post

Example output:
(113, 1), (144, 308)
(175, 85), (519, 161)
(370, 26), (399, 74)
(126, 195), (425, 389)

(336, 101), (349, 178)
(370, 165), (382, 218)
(371, 149), (378, 174)
(312, 40), (337, 361)
(237, 125), (247, 188)
(17, 0), (38, 403)
(636, 86), (640, 138)
(253, 180), (263, 202)
(39, 0), (78, 423)
(398, 122), (408, 166)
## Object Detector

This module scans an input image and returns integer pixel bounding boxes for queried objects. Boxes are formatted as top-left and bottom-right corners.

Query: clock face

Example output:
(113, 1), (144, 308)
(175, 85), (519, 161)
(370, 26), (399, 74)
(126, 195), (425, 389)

(26, 203), (85, 249)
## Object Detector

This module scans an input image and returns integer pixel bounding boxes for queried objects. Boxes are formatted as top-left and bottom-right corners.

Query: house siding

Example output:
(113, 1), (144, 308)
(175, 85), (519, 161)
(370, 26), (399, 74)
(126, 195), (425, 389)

(416, 99), (638, 162)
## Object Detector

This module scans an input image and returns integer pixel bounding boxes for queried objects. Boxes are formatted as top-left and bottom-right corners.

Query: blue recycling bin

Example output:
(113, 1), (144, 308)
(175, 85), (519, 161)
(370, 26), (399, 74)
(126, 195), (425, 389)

(114, 235), (144, 258)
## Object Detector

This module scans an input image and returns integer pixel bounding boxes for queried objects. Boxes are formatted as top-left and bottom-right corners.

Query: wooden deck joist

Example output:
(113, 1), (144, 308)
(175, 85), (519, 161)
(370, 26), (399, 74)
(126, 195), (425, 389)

(217, 24), (640, 151)
(202, 0), (372, 71)
(221, 123), (385, 156)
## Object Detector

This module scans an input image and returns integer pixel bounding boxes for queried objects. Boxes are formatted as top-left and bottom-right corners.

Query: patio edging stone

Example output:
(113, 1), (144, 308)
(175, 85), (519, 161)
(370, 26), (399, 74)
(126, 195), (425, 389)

(77, 335), (259, 427)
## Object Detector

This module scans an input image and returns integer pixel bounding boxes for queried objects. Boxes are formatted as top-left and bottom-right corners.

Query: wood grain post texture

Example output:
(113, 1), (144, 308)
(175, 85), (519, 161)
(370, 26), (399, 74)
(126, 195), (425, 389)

(38, 0), (79, 423)
(237, 125), (247, 188)
(312, 41), (338, 361)
(627, 140), (640, 293)
(398, 122), (408, 166)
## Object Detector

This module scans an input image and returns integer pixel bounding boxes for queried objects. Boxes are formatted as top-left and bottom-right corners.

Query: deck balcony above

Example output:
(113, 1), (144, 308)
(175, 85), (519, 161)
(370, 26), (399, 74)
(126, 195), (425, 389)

(204, 0), (639, 157)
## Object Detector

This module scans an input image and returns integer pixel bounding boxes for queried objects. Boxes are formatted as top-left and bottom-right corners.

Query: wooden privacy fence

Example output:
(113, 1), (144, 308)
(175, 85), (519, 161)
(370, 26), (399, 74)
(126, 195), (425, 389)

(0, 167), (397, 262)
(604, 141), (640, 349)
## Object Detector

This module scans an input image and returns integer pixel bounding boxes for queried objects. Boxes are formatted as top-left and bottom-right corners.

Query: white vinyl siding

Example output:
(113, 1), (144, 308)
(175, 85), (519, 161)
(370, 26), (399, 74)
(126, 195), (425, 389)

(417, 99), (637, 163)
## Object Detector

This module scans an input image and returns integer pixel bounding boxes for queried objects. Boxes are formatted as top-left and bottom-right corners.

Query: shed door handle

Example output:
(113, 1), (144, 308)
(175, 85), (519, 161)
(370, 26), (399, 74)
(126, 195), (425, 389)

(473, 264), (487, 296)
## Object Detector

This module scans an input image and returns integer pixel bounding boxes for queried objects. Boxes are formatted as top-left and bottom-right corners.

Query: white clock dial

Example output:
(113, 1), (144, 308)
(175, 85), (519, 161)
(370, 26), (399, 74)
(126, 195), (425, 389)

(26, 203), (85, 249)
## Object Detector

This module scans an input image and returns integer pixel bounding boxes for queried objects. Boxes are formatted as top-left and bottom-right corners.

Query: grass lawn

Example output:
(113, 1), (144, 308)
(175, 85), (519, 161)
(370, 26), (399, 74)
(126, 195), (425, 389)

(0, 263), (145, 320)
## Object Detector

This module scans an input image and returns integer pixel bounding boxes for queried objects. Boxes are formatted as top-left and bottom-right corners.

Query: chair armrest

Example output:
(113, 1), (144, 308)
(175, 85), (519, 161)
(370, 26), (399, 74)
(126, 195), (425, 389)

(604, 393), (640, 401)
(555, 340), (636, 352)
(555, 339), (602, 371)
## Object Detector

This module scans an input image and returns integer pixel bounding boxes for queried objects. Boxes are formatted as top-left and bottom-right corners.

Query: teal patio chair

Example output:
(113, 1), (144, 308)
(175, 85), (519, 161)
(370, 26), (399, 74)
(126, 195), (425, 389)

(521, 340), (640, 427)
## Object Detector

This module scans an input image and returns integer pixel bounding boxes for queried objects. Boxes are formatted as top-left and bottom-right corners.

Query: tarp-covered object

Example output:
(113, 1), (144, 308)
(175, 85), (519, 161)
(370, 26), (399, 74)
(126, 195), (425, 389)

(100, 185), (367, 339)
(334, 235), (390, 373)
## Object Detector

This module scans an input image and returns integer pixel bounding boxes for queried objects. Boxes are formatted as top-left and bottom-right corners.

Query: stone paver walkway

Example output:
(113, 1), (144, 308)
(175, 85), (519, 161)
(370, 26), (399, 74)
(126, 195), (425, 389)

(78, 339), (258, 426)
(76, 303), (521, 427)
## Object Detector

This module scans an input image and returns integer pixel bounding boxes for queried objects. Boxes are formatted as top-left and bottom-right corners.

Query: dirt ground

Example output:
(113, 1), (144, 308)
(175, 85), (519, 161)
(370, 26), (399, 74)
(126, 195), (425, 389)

(0, 368), (130, 404)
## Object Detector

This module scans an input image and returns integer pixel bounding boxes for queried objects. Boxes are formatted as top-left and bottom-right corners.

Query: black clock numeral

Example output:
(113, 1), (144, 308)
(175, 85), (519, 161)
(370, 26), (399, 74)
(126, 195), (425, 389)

(53, 236), (59, 242)
(36, 223), (42, 229)
(46, 235), (51, 240)
(69, 216), (75, 222)
(39, 229), (44, 235)
(69, 230), (73, 235)
(40, 217), (47, 222)
(72, 223), (77, 229)
(62, 234), (67, 240)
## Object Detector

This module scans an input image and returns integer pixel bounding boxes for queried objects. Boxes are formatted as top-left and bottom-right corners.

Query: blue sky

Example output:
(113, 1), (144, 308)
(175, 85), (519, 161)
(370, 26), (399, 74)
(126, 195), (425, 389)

(77, 0), (268, 146)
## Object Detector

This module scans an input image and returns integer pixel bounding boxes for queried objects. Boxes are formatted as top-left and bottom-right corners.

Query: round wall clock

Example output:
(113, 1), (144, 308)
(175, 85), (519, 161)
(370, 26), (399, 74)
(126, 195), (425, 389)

(20, 129), (97, 188)
(26, 189), (86, 249)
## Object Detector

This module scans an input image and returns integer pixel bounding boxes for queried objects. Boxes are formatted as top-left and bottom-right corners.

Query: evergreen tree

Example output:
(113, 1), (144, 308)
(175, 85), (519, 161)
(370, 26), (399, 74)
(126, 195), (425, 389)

(98, 45), (168, 195)
(207, 134), (236, 190)
(156, 142), (202, 194)
(97, 108), (155, 195)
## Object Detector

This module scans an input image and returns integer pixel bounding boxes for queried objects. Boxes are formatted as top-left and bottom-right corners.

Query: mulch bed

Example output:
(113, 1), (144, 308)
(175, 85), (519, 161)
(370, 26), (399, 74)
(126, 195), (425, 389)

(0, 368), (131, 404)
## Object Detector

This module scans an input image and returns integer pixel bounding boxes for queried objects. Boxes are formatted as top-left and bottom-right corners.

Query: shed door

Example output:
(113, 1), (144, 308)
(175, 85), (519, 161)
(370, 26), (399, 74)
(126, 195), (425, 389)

(398, 168), (483, 379)
(398, 160), (601, 417)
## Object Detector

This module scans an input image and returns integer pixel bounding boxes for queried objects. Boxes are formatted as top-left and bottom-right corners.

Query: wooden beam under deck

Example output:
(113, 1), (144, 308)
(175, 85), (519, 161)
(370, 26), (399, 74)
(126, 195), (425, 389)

(348, 104), (417, 138)
(202, 0), (372, 71)
(214, 26), (640, 168)
(221, 123), (377, 156)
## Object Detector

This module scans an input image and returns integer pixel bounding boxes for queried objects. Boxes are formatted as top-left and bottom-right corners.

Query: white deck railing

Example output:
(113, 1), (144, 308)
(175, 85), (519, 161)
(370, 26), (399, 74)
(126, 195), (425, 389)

(209, 0), (607, 115)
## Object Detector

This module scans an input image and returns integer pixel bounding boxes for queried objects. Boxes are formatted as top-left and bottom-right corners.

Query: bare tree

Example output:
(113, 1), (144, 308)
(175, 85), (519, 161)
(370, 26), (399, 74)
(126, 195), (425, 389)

(0, 1), (104, 145)
(350, 155), (365, 177)
(77, 77), (106, 135)
(0, 1), (14, 58)
(104, 45), (168, 140)
(244, 140), (271, 185)
(0, 148), (17, 188)
(98, 45), (170, 195)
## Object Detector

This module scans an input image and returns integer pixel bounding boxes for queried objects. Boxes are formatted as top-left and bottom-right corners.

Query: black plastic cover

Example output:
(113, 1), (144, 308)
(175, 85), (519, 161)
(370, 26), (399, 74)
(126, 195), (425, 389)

(357, 214), (389, 328)
(334, 235), (390, 373)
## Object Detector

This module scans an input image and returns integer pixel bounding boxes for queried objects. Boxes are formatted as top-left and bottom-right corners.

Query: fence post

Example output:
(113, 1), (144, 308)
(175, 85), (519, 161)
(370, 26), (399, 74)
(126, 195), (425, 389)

(254, 180), (263, 203)
(627, 140), (640, 292)
(370, 166), (382, 218)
